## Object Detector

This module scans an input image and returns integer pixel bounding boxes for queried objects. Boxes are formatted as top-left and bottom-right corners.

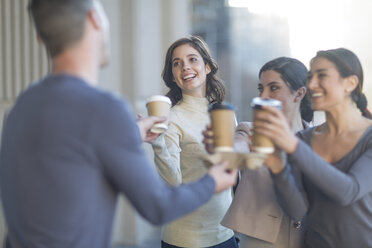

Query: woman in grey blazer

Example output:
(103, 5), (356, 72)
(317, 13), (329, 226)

(204, 57), (314, 248)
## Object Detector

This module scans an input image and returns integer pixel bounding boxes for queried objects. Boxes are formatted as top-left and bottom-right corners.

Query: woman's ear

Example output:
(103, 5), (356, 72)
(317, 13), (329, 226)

(206, 63), (211, 75)
(345, 75), (359, 93)
(294, 87), (307, 102)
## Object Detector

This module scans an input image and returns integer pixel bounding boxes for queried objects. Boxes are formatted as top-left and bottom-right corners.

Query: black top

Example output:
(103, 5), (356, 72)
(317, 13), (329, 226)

(273, 125), (372, 248)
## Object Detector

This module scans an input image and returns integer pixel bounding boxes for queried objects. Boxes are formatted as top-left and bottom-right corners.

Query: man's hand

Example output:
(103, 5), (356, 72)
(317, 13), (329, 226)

(136, 115), (167, 142)
(208, 161), (238, 193)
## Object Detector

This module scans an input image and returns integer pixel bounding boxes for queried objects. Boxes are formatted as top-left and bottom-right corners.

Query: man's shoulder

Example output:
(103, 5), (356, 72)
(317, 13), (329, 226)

(16, 74), (132, 120)
(47, 74), (131, 112)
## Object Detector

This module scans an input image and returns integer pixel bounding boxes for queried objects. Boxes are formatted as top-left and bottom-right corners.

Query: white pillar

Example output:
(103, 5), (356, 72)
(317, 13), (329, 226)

(99, 0), (191, 246)
(0, 0), (49, 244)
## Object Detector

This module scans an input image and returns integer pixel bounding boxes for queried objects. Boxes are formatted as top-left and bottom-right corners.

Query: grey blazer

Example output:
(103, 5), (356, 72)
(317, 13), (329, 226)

(221, 122), (303, 248)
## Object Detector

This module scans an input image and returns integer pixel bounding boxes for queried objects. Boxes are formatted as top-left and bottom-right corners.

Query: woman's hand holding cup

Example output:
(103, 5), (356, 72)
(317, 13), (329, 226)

(202, 124), (215, 154)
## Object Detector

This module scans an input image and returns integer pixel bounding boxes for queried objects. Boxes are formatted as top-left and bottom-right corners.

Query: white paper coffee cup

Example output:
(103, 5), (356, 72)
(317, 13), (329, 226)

(146, 95), (172, 133)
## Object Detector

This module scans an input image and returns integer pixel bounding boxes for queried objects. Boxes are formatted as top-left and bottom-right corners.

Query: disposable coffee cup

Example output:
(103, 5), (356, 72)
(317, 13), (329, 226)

(251, 97), (282, 154)
(209, 103), (236, 152)
(146, 95), (172, 133)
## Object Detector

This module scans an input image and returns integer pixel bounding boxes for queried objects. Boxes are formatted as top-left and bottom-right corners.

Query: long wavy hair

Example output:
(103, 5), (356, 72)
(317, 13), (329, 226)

(259, 57), (314, 122)
(311, 48), (372, 119)
(162, 36), (225, 106)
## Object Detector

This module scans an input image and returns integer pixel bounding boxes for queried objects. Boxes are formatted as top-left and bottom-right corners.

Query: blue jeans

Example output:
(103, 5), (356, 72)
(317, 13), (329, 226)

(161, 236), (239, 248)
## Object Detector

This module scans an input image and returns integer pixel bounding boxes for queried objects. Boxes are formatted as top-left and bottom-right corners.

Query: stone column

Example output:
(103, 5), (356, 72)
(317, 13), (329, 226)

(99, 0), (191, 246)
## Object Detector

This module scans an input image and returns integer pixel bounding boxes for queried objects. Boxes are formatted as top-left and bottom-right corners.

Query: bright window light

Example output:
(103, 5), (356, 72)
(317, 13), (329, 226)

(228, 0), (345, 65)
(228, 0), (290, 16)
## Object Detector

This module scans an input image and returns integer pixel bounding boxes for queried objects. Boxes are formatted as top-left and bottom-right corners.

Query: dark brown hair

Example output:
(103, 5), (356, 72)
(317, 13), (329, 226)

(28, 0), (94, 57)
(162, 36), (225, 106)
(312, 48), (372, 119)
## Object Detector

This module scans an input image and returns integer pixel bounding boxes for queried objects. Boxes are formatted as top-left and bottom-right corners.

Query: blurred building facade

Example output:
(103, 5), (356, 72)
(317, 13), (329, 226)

(191, 0), (372, 122)
(192, 0), (292, 121)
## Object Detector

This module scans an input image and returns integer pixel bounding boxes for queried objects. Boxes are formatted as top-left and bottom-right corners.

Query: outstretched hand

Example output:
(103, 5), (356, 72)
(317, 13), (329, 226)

(253, 106), (299, 154)
(208, 161), (238, 193)
(136, 115), (167, 143)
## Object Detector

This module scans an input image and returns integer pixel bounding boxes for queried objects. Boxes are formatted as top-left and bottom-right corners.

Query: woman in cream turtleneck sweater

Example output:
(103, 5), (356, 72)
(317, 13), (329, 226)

(151, 36), (238, 248)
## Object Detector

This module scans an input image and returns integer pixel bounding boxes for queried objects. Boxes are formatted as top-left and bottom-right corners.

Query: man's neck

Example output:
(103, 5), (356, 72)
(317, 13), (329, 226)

(51, 45), (99, 86)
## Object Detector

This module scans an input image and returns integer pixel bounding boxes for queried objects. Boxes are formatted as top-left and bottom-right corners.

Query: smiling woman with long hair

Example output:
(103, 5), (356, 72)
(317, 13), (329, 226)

(151, 36), (238, 248)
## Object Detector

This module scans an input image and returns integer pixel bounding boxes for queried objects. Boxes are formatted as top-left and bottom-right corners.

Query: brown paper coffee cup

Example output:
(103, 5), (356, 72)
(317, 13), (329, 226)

(251, 97), (282, 154)
(253, 109), (275, 153)
(146, 95), (171, 133)
(209, 103), (236, 152)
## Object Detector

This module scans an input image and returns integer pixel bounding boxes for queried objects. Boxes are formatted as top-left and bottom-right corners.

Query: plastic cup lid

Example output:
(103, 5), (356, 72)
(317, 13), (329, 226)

(251, 97), (282, 109)
(146, 95), (171, 105)
(208, 102), (235, 112)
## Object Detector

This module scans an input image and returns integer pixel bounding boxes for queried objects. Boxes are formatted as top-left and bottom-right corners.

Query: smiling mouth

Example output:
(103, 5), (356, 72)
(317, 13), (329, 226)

(311, 93), (323, 98)
(183, 75), (196, 81)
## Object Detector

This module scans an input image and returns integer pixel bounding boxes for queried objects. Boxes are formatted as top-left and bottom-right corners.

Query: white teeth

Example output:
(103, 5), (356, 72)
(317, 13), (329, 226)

(183, 75), (195, 80)
(312, 93), (323, 97)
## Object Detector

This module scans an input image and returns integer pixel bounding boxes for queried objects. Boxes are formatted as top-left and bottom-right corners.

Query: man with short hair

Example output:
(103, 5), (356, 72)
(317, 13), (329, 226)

(0, 0), (238, 247)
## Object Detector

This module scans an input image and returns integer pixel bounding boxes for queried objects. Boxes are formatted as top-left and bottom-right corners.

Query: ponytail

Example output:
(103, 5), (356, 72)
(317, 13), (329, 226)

(355, 93), (372, 119)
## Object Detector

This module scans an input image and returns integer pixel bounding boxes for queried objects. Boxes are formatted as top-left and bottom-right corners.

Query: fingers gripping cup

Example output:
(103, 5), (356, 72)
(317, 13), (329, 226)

(146, 95), (172, 133)
(251, 97), (282, 154)
(209, 103), (236, 152)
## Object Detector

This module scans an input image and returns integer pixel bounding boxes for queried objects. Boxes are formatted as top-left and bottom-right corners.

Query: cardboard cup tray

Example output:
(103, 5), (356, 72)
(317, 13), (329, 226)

(202, 151), (267, 170)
